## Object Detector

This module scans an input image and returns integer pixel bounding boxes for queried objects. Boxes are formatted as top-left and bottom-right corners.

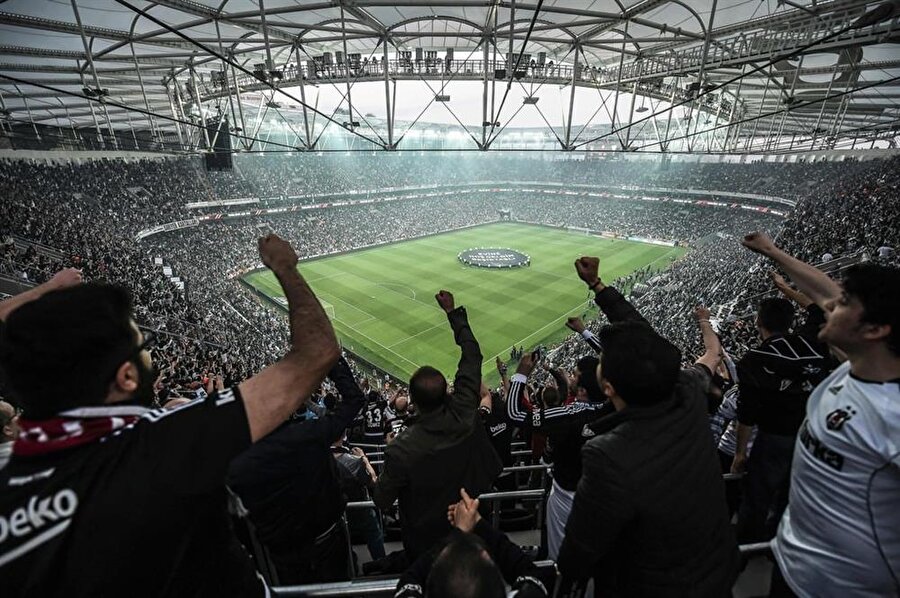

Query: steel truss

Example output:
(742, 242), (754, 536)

(0, 0), (896, 154)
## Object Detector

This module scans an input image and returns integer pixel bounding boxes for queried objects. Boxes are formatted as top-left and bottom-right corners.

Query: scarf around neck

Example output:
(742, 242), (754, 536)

(13, 405), (151, 457)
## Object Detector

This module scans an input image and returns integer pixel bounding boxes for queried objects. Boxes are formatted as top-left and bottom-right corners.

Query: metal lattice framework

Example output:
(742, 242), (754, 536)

(0, 0), (898, 153)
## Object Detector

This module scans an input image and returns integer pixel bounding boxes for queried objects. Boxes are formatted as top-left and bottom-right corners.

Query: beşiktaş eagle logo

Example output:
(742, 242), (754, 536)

(825, 406), (856, 431)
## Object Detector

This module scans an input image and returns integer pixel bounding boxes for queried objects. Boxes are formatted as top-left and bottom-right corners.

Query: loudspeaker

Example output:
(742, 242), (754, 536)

(204, 116), (233, 171)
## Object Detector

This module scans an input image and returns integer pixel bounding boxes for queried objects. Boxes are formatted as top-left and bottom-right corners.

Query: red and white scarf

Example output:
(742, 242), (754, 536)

(14, 405), (150, 457)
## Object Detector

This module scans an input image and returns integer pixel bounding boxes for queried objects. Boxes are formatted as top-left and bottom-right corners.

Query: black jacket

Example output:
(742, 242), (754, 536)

(227, 357), (366, 550)
(736, 304), (832, 436)
(373, 306), (502, 559)
(556, 285), (739, 597)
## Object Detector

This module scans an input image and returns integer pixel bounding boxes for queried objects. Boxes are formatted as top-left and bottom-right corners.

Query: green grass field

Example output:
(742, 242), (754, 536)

(243, 222), (685, 384)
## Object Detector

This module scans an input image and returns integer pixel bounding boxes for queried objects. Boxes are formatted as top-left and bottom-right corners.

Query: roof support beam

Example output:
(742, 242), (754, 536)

(151, 0), (298, 44)
(71, 0), (117, 149)
(0, 10), (194, 50)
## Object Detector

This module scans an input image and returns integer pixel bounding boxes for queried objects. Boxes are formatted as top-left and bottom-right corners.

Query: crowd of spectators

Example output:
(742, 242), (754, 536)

(212, 153), (866, 203)
(1, 151), (899, 596)
(2, 154), (898, 404)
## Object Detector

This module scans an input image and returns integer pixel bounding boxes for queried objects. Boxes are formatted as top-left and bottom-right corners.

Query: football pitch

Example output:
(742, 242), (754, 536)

(243, 222), (686, 384)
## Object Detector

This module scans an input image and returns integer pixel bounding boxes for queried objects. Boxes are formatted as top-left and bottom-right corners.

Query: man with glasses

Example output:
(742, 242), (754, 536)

(0, 235), (339, 597)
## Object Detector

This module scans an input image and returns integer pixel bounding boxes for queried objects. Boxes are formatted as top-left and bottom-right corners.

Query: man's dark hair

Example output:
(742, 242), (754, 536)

(576, 355), (602, 402)
(409, 366), (447, 413)
(540, 386), (562, 408)
(843, 263), (900, 355)
(426, 533), (506, 598)
(0, 284), (136, 419)
(598, 322), (682, 407)
(757, 297), (795, 334)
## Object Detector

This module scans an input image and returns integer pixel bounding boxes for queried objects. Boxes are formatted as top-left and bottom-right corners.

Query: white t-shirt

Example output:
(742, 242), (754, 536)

(773, 361), (900, 597)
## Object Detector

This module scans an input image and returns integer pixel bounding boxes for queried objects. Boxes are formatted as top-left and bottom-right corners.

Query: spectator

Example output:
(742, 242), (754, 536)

(0, 235), (339, 596)
(395, 489), (548, 598)
(555, 256), (739, 597)
(332, 435), (386, 563)
(0, 399), (18, 469)
(363, 388), (388, 443)
(741, 231), (900, 598)
(384, 390), (412, 442)
(731, 287), (833, 544)
(227, 355), (366, 584)
(506, 349), (609, 560)
(373, 290), (502, 560)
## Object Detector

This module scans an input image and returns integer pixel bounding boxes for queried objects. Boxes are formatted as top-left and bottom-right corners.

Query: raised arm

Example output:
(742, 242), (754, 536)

(769, 271), (813, 309)
(742, 232), (842, 309)
(305, 356), (367, 444)
(693, 305), (722, 373)
(495, 356), (510, 398)
(566, 317), (603, 354)
(545, 363), (570, 399)
(238, 235), (340, 442)
(0, 267), (82, 322)
(506, 352), (535, 424)
(575, 257), (650, 326)
(438, 290), (483, 411)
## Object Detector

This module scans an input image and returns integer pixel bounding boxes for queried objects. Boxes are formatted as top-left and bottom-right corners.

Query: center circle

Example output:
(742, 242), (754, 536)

(458, 248), (531, 269)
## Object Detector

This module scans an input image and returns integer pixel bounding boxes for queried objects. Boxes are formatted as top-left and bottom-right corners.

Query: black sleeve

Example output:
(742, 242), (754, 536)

(581, 331), (603, 354)
(313, 356), (367, 444)
(593, 286), (649, 326)
(133, 387), (251, 495)
(473, 518), (537, 584)
(447, 306), (483, 413)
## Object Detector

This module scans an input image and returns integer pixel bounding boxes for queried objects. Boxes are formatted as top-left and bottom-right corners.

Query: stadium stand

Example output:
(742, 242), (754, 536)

(1, 153), (899, 598)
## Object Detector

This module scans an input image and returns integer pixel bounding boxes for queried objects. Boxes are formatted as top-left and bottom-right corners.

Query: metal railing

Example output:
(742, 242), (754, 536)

(270, 544), (773, 596)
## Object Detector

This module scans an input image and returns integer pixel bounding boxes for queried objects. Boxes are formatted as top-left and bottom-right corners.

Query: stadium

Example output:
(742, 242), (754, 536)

(0, 1), (898, 597)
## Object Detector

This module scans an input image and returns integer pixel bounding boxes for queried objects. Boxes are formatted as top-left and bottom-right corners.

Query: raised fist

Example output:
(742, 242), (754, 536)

(566, 316), (586, 334)
(769, 270), (789, 290)
(574, 257), (600, 287)
(49, 267), (83, 290)
(694, 305), (711, 321)
(741, 232), (777, 256)
(516, 351), (537, 377)
(258, 234), (298, 273)
(435, 290), (455, 313)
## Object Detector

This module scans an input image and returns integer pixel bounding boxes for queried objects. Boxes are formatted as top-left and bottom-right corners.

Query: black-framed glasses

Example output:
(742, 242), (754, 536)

(104, 326), (159, 385)
(137, 327), (158, 353)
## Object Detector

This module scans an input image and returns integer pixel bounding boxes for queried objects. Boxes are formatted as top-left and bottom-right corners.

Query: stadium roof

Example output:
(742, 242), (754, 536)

(0, 0), (898, 153)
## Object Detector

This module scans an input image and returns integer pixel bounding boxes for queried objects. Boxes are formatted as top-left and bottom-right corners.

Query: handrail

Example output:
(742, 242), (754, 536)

(346, 489), (547, 512)
(271, 542), (771, 596)
(272, 560), (559, 597)
(739, 541), (772, 557)
(272, 578), (397, 596)
(503, 464), (552, 473)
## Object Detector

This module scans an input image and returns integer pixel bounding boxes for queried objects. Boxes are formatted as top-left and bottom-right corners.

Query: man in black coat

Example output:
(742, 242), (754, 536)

(373, 290), (502, 560)
(556, 257), (739, 597)
(227, 355), (366, 585)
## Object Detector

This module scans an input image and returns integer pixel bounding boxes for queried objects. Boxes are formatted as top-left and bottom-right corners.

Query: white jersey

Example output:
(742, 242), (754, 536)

(773, 361), (900, 597)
